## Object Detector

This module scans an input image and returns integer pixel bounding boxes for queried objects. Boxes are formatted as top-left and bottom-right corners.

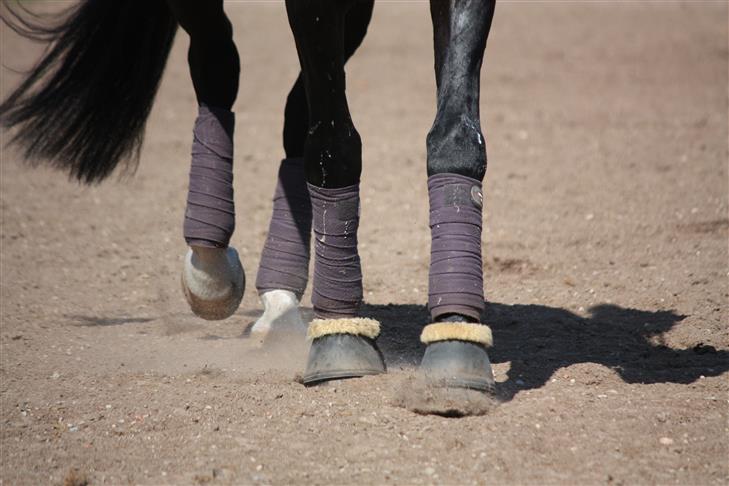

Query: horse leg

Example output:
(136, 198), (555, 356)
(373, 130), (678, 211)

(169, 0), (245, 320)
(251, 2), (375, 340)
(419, 0), (497, 391)
(285, 0), (385, 384)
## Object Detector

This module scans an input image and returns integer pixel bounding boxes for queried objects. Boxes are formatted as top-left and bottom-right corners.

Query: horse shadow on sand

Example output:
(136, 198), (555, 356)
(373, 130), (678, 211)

(365, 301), (729, 402)
(65, 301), (728, 402)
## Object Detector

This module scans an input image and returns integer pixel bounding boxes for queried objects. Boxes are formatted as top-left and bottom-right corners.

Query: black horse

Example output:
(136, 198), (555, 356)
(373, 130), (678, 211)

(1, 0), (497, 395)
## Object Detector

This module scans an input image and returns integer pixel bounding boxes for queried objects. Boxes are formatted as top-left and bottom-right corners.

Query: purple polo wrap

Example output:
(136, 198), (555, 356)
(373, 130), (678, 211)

(183, 105), (235, 248)
(308, 183), (363, 318)
(428, 173), (485, 321)
(255, 158), (312, 298)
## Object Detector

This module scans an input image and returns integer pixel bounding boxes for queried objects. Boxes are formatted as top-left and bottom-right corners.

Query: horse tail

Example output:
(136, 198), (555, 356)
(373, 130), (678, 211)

(0, 1), (178, 184)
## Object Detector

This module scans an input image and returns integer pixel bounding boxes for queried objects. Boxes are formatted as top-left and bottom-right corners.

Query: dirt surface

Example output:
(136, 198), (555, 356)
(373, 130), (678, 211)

(1, 2), (728, 485)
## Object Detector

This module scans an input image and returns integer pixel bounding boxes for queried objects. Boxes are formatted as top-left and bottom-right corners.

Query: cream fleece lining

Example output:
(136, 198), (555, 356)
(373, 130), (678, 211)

(307, 318), (381, 340)
(420, 322), (493, 347)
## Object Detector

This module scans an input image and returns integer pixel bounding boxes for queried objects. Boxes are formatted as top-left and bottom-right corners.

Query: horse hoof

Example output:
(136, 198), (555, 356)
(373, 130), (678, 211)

(420, 340), (495, 391)
(303, 318), (385, 385)
(181, 246), (245, 320)
(304, 334), (386, 385)
(248, 290), (306, 340)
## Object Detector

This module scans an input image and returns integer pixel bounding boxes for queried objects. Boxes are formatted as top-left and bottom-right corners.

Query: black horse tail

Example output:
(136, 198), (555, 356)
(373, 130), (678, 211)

(0, 1), (178, 184)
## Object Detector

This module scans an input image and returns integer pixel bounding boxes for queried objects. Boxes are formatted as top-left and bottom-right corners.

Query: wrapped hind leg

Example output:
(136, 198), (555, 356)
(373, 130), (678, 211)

(181, 105), (245, 320)
(251, 158), (311, 338)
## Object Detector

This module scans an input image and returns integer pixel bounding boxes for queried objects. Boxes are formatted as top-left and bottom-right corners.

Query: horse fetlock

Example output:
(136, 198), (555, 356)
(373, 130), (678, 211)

(304, 122), (362, 188)
(426, 118), (486, 179)
(182, 246), (245, 320)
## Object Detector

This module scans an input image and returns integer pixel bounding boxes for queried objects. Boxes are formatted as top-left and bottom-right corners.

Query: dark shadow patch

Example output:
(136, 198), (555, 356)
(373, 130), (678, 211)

(360, 303), (429, 367)
(485, 256), (539, 275)
(199, 334), (225, 341)
(678, 218), (729, 234)
(67, 315), (155, 327)
(485, 302), (728, 400)
(358, 301), (727, 403)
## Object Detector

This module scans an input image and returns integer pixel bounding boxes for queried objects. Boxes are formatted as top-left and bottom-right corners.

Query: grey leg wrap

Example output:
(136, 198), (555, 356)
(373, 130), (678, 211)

(428, 173), (485, 321)
(255, 158), (312, 299)
(183, 104), (235, 248)
(308, 183), (363, 318)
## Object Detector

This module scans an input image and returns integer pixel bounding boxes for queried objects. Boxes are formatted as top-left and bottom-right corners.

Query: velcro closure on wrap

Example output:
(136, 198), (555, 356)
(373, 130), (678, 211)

(420, 323), (492, 347)
(307, 318), (380, 340)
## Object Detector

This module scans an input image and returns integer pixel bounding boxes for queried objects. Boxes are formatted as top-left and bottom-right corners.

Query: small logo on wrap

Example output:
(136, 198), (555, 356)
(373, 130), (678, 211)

(470, 185), (483, 209)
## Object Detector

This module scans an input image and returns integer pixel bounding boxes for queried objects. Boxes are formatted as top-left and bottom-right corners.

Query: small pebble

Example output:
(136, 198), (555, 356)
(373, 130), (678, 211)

(358, 416), (377, 425)
(659, 437), (674, 445)
(424, 467), (435, 476)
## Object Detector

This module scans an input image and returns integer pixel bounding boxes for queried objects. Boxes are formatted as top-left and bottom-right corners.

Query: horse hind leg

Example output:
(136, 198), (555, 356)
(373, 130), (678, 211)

(170, 0), (245, 320)
(250, 157), (310, 339)
(420, 0), (497, 392)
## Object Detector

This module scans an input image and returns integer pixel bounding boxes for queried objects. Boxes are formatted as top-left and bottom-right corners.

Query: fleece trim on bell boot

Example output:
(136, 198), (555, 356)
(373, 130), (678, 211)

(420, 322), (492, 347)
(307, 318), (380, 340)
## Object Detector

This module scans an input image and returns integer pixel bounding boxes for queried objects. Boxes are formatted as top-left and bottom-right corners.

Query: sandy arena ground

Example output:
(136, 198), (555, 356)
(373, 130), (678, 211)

(1, 2), (727, 484)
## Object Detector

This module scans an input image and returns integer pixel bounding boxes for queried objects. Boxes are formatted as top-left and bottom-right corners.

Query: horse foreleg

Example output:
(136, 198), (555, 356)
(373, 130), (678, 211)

(169, 0), (245, 320)
(251, 1), (375, 340)
(420, 0), (497, 391)
(284, 0), (385, 384)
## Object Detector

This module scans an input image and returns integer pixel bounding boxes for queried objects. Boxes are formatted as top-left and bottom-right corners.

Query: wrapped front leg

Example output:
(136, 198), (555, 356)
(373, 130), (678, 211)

(302, 183), (385, 384)
(309, 183), (363, 318)
(428, 173), (485, 322)
(421, 173), (493, 391)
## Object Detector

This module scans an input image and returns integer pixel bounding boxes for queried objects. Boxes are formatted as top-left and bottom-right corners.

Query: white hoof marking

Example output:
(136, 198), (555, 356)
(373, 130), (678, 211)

(249, 290), (306, 340)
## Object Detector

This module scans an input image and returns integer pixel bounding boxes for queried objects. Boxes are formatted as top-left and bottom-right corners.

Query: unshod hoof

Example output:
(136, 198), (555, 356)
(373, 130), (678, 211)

(247, 290), (307, 344)
(181, 246), (245, 320)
